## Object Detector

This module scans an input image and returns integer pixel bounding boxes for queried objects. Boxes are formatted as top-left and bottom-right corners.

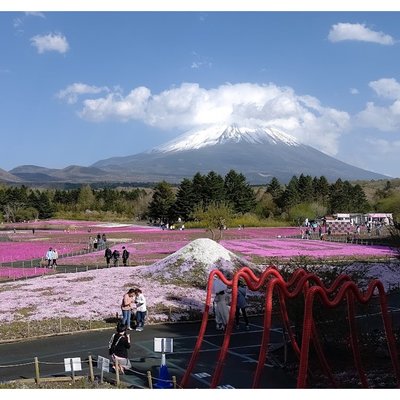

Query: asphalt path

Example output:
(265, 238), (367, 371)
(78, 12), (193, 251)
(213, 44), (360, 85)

(0, 317), (296, 389)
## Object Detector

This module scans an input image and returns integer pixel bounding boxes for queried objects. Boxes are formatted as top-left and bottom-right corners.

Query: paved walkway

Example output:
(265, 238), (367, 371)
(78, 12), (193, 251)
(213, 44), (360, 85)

(0, 317), (296, 389)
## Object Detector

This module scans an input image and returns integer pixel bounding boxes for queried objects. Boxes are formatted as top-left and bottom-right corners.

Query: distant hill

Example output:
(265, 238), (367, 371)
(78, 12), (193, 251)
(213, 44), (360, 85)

(0, 168), (21, 183)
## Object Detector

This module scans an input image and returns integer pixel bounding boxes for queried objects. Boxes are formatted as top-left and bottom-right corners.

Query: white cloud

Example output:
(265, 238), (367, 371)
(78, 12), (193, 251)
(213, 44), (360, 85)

(57, 83), (110, 104)
(357, 78), (400, 131)
(30, 32), (69, 54)
(69, 81), (350, 155)
(80, 86), (151, 122)
(25, 12), (45, 18)
(350, 88), (359, 95)
(13, 18), (23, 28)
(190, 52), (212, 69)
(328, 23), (395, 45)
(369, 78), (400, 100)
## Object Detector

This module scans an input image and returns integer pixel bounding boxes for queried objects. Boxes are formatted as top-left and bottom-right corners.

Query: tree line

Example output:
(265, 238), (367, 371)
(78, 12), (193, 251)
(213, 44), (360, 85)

(0, 170), (398, 225)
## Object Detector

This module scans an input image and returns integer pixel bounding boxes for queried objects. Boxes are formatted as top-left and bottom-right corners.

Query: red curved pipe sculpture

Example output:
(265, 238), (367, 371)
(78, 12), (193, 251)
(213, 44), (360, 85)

(179, 266), (400, 389)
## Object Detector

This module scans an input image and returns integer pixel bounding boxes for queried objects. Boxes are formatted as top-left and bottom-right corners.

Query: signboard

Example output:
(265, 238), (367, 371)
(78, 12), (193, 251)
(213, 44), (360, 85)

(97, 356), (110, 372)
(154, 337), (173, 353)
(64, 357), (82, 372)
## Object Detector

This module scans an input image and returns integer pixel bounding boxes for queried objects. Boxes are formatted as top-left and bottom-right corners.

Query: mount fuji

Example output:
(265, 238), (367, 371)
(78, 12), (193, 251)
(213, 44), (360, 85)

(91, 124), (387, 184)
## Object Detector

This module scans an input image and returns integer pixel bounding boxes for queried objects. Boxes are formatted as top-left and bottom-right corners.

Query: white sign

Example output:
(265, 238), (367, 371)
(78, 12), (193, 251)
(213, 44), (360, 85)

(154, 337), (173, 353)
(64, 357), (82, 372)
(97, 356), (110, 372)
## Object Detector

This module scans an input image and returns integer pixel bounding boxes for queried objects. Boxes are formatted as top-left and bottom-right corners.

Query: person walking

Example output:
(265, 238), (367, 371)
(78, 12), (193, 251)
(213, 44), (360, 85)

(51, 248), (58, 268)
(122, 246), (130, 266)
(108, 322), (131, 374)
(212, 275), (230, 331)
(121, 289), (135, 330)
(45, 247), (53, 268)
(134, 288), (147, 331)
(112, 249), (120, 267)
(235, 281), (250, 330)
(104, 247), (112, 267)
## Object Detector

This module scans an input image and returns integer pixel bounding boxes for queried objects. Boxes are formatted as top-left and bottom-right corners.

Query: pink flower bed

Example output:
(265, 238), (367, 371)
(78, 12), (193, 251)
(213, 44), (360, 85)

(221, 238), (397, 259)
(1, 221), (397, 268)
(0, 241), (86, 263)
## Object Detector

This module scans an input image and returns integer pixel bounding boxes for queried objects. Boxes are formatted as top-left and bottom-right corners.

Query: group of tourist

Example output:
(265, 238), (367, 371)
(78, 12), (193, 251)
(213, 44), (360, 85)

(88, 233), (107, 251)
(108, 274), (250, 375)
(212, 273), (250, 331)
(44, 247), (59, 268)
(108, 287), (147, 374)
(120, 288), (147, 331)
(104, 246), (130, 267)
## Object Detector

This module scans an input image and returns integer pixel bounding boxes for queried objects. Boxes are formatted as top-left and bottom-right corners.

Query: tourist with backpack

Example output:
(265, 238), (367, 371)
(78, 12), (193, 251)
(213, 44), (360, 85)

(108, 322), (131, 374)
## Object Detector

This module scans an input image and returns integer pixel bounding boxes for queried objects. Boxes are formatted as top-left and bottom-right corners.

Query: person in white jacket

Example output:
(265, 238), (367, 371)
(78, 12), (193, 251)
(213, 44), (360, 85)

(45, 247), (53, 268)
(134, 288), (147, 332)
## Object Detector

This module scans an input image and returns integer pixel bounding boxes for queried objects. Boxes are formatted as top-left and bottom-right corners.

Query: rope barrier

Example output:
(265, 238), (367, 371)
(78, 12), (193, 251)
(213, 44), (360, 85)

(0, 361), (35, 368)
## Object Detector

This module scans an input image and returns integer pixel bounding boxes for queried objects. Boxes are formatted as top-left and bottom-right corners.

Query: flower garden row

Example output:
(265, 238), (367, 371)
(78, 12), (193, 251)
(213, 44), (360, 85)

(0, 219), (398, 282)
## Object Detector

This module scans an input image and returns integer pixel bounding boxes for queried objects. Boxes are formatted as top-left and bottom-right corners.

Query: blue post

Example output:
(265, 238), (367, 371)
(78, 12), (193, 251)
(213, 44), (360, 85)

(154, 352), (173, 389)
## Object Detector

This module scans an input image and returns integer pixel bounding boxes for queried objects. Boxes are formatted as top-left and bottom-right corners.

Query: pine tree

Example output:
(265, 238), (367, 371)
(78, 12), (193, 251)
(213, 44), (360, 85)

(174, 178), (196, 221)
(280, 176), (300, 210)
(224, 169), (256, 214)
(266, 177), (283, 202)
(298, 174), (314, 203)
(204, 171), (225, 206)
(192, 172), (207, 209)
(148, 181), (176, 224)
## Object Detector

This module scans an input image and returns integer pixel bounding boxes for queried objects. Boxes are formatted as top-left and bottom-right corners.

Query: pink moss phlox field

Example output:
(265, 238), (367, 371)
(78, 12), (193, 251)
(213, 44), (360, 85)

(0, 242), (85, 263)
(0, 267), (206, 323)
(221, 238), (398, 259)
(1, 222), (397, 266)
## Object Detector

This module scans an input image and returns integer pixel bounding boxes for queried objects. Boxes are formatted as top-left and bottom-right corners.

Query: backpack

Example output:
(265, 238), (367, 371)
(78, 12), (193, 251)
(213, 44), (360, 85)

(113, 250), (120, 259)
(108, 333), (122, 355)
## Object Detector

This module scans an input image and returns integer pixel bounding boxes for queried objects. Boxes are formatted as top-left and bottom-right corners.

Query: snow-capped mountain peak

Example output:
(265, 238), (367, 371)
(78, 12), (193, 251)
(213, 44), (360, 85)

(151, 124), (300, 153)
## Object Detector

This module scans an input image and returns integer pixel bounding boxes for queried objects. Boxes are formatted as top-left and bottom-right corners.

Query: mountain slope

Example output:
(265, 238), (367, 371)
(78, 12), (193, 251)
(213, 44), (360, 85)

(92, 125), (388, 183)
(0, 168), (21, 182)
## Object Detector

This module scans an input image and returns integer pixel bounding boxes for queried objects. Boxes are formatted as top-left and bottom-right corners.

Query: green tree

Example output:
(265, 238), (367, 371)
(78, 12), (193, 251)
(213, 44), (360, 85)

(350, 184), (369, 212)
(280, 176), (300, 210)
(298, 174), (314, 203)
(254, 192), (277, 219)
(266, 177), (283, 202)
(288, 202), (327, 225)
(192, 201), (234, 240)
(224, 169), (256, 214)
(148, 181), (176, 223)
(37, 192), (55, 219)
(174, 178), (196, 221)
(77, 185), (95, 212)
(192, 172), (207, 208)
(204, 171), (225, 206)
(313, 176), (330, 206)
(375, 192), (400, 221)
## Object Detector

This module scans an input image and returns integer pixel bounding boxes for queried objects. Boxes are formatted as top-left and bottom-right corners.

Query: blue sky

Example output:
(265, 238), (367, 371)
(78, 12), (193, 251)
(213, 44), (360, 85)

(1, 7), (400, 178)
